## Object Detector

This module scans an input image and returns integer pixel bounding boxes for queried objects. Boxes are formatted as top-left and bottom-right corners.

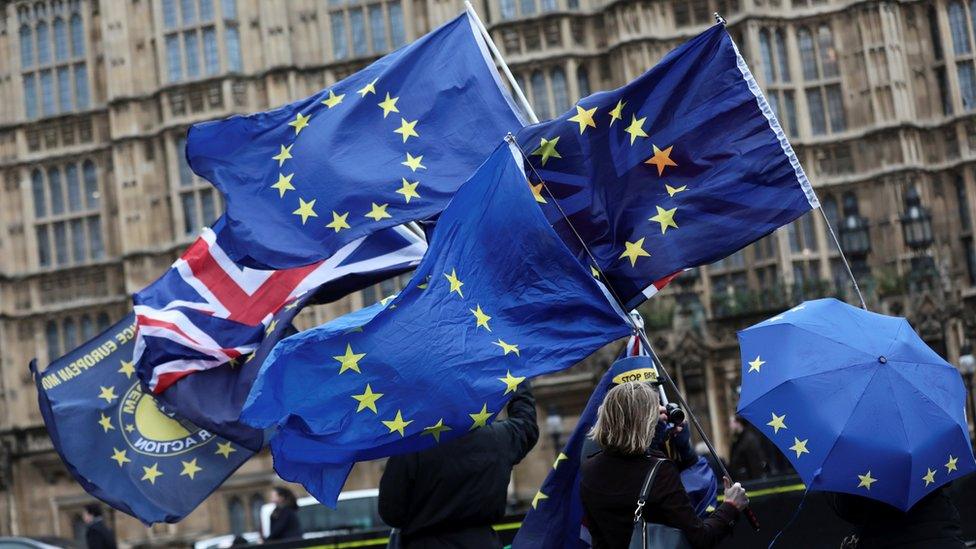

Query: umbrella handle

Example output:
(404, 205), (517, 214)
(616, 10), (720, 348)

(743, 505), (760, 532)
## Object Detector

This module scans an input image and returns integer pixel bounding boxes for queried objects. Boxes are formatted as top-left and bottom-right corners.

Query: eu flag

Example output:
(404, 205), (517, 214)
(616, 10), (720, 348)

(187, 13), (525, 269)
(240, 143), (633, 504)
(31, 315), (253, 524)
(515, 24), (818, 310)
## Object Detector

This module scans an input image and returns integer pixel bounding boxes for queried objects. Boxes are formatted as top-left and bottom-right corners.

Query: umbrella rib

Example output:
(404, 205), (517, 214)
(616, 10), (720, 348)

(885, 363), (963, 425)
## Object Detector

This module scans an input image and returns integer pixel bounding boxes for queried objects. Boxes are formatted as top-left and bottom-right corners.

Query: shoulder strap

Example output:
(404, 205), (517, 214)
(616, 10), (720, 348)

(633, 458), (663, 521)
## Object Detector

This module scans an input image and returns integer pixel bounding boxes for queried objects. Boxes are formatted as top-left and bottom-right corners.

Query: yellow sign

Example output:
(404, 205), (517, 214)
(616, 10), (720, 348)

(612, 367), (659, 384)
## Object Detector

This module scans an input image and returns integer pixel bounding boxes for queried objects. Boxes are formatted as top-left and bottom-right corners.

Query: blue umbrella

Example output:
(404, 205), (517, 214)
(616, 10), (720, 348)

(736, 298), (975, 511)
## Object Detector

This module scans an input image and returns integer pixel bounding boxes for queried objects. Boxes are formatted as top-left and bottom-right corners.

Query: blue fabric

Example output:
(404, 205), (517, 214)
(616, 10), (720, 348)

(737, 298), (976, 511)
(241, 144), (632, 505)
(515, 24), (816, 310)
(186, 13), (524, 268)
(31, 315), (253, 524)
(512, 354), (717, 549)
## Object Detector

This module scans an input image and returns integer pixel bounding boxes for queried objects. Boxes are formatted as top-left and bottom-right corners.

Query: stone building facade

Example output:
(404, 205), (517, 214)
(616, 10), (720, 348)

(0, 0), (974, 545)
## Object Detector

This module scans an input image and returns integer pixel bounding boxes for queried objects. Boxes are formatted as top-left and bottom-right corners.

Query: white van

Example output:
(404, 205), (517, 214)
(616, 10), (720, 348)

(259, 489), (387, 540)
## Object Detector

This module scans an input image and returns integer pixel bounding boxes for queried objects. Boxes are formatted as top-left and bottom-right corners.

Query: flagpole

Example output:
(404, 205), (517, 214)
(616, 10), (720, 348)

(816, 207), (868, 310)
(464, 1), (541, 124)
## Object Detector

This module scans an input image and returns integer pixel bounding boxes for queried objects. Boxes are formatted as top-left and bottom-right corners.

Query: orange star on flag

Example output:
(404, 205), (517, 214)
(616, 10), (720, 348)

(644, 145), (678, 176)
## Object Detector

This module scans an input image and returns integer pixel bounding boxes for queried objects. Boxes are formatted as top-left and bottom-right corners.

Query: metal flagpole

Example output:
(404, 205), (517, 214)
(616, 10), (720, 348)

(816, 206), (868, 310)
(464, 1), (541, 124)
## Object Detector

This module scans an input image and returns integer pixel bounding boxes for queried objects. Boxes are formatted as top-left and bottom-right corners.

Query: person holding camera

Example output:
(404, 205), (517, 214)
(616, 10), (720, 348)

(580, 381), (749, 548)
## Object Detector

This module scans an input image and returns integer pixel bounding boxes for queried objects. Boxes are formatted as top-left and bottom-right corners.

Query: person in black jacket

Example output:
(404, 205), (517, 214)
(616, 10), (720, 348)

(728, 415), (767, 481)
(378, 382), (539, 549)
(829, 487), (966, 548)
(82, 504), (117, 549)
(580, 382), (748, 549)
(266, 487), (303, 542)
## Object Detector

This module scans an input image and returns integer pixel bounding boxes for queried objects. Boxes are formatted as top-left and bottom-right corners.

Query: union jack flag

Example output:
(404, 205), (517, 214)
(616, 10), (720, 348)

(133, 217), (426, 393)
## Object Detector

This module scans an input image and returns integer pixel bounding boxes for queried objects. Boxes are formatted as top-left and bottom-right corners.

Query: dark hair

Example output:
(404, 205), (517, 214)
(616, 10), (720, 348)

(274, 487), (298, 510)
(84, 503), (103, 517)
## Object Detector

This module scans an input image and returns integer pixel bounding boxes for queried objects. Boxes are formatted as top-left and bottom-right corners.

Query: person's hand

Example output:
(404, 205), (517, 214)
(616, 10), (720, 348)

(723, 476), (749, 510)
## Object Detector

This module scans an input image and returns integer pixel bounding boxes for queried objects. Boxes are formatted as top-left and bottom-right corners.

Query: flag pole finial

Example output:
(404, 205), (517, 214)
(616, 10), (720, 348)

(714, 12), (726, 25)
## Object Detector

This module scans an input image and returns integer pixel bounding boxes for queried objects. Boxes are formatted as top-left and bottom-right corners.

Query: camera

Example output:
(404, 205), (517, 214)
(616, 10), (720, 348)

(665, 402), (685, 425)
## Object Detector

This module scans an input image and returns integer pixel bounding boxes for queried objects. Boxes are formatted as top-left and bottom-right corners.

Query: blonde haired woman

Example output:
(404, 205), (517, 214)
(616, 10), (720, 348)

(580, 382), (748, 548)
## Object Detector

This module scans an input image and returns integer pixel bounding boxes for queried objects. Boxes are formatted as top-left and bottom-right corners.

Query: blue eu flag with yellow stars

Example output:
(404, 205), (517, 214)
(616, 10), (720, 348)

(515, 23), (818, 310)
(186, 13), (525, 269)
(240, 143), (633, 505)
(31, 315), (253, 524)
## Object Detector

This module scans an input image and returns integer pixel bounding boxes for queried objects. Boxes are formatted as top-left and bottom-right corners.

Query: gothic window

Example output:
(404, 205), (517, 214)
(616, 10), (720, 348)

(531, 70), (550, 120)
(162, 0), (239, 82)
(551, 67), (569, 114)
(950, 1), (970, 54)
(577, 66), (590, 98)
(32, 160), (104, 268)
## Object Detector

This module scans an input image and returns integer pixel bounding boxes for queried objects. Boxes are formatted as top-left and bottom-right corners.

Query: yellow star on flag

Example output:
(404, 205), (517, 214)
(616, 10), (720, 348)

(469, 403), (493, 430)
(215, 441), (236, 458)
(180, 458), (203, 480)
(110, 448), (130, 467)
(789, 437), (809, 458)
(767, 412), (787, 434)
(619, 237), (650, 267)
(271, 173), (295, 198)
(666, 184), (687, 197)
(470, 305), (492, 331)
(396, 178), (420, 203)
(321, 89), (345, 108)
(357, 78), (378, 96)
(923, 468), (937, 487)
(402, 152), (426, 172)
(288, 112), (311, 135)
(946, 455), (959, 473)
(118, 360), (135, 379)
(648, 205), (678, 234)
(531, 490), (548, 509)
(125, 424), (135, 433)
(421, 419), (452, 442)
(499, 370), (525, 395)
(265, 319), (278, 336)
(857, 470), (877, 490)
(591, 265), (600, 278)
(531, 137), (562, 166)
(98, 413), (114, 433)
(272, 144), (293, 167)
(645, 145), (678, 176)
(352, 384), (384, 414)
(444, 269), (464, 297)
(493, 339), (519, 356)
(378, 93), (400, 118)
(365, 202), (392, 221)
(530, 182), (547, 204)
(568, 105), (598, 134)
(141, 463), (163, 484)
(98, 385), (118, 404)
(394, 118), (419, 142)
(624, 114), (648, 145)
(553, 452), (569, 469)
(326, 211), (351, 232)
(748, 356), (765, 373)
(382, 410), (413, 437)
(334, 344), (366, 374)
(608, 99), (625, 126)
(292, 198), (318, 224)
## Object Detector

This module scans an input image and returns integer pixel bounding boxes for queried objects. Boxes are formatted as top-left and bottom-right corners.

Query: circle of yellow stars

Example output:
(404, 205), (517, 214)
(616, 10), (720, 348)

(271, 76), (428, 235)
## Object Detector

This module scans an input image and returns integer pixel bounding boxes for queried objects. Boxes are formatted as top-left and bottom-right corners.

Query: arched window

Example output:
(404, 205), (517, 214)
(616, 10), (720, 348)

(65, 163), (81, 211)
(63, 318), (78, 349)
(57, 66), (71, 112)
(500, 0), (516, 20)
(32, 169), (47, 217)
(80, 314), (94, 341)
(949, 1), (971, 54)
(249, 494), (265, 532)
(774, 29), (790, 82)
(46, 320), (60, 360)
(817, 24), (837, 77)
(74, 63), (89, 108)
(24, 73), (38, 118)
(802, 212), (818, 252)
(842, 191), (859, 216)
(797, 27), (817, 80)
(225, 26), (242, 71)
(48, 167), (65, 215)
(531, 71), (550, 120)
(759, 29), (775, 83)
(53, 18), (68, 60)
(20, 24), (34, 68)
(83, 160), (98, 208)
(228, 496), (246, 535)
(37, 21), (51, 64)
(576, 66), (590, 98)
(37, 225), (51, 266)
(550, 68), (569, 114)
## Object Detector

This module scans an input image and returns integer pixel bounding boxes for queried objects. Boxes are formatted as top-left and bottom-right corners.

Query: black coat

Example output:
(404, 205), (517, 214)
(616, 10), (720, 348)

(829, 488), (965, 548)
(85, 519), (117, 549)
(378, 383), (539, 549)
(580, 450), (739, 549)
(267, 505), (303, 541)
(728, 427), (766, 481)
